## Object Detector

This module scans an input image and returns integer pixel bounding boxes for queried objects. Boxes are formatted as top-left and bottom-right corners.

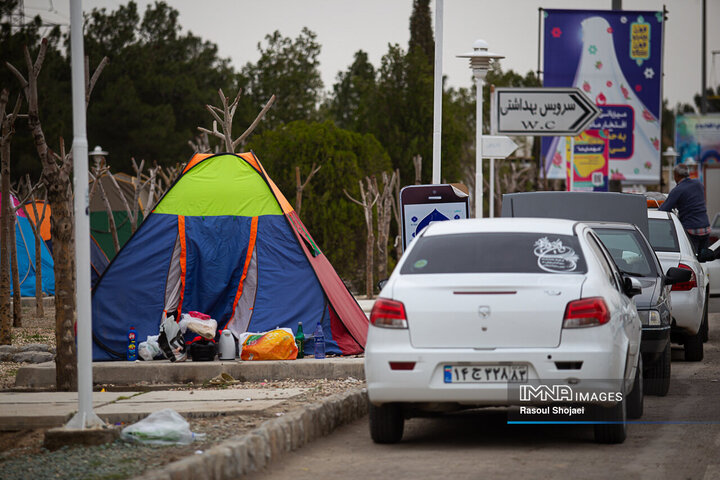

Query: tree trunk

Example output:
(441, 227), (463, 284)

(0, 145), (12, 344)
(48, 182), (76, 391)
(9, 214), (22, 327)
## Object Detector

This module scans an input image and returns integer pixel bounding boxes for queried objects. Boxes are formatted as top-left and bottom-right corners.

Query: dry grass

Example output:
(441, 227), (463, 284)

(0, 304), (55, 390)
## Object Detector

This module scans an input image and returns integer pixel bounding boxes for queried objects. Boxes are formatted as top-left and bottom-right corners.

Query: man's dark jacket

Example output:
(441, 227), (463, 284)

(659, 177), (710, 230)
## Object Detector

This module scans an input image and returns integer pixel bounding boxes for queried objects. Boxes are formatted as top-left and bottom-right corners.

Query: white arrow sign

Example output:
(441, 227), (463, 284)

(482, 135), (518, 158)
(493, 87), (601, 136)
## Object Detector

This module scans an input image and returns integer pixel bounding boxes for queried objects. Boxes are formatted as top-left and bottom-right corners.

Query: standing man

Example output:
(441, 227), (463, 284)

(660, 163), (711, 252)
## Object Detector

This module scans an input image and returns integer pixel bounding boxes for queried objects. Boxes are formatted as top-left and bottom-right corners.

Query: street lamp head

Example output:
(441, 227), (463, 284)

(662, 146), (679, 158)
(89, 145), (108, 157)
(457, 39), (504, 78)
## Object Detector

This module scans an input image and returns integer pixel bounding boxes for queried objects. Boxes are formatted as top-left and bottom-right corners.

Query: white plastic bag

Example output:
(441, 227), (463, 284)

(121, 409), (205, 445)
(179, 313), (217, 340)
(138, 335), (162, 361)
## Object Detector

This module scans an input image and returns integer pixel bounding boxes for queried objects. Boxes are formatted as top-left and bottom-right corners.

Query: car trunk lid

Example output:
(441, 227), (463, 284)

(393, 273), (586, 349)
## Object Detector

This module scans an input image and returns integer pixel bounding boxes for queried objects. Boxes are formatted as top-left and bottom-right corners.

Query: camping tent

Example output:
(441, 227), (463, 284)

(92, 152), (368, 361)
(1, 194), (55, 296)
(24, 200), (110, 288)
(90, 173), (146, 260)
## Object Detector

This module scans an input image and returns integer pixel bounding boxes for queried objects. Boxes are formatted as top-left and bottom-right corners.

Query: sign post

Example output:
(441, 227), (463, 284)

(481, 135), (519, 216)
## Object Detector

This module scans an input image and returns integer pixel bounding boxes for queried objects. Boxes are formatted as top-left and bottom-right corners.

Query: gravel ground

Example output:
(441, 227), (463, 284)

(0, 306), (368, 480)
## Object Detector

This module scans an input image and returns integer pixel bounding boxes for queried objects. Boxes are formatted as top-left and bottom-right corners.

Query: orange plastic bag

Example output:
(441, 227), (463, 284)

(240, 328), (298, 361)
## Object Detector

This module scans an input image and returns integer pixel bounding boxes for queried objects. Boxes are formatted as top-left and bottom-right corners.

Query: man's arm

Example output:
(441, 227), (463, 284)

(659, 188), (679, 212)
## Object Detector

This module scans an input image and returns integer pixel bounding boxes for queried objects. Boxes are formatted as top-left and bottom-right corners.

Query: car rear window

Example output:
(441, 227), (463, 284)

(592, 228), (658, 277)
(400, 232), (587, 275)
(648, 218), (679, 252)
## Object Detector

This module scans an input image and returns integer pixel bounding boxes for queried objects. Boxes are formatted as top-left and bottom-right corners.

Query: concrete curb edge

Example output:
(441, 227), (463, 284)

(135, 388), (369, 480)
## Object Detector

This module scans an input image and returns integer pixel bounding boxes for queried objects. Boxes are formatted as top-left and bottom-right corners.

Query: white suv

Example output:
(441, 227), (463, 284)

(647, 210), (709, 361)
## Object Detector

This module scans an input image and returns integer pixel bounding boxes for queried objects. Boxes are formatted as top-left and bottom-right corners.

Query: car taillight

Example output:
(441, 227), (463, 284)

(671, 263), (697, 291)
(563, 297), (610, 328)
(370, 298), (408, 329)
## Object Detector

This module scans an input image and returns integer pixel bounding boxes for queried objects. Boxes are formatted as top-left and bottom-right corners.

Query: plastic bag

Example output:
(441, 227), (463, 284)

(138, 335), (162, 361)
(158, 315), (187, 362)
(239, 328), (298, 361)
(121, 408), (205, 445)
(179, 312), (217, 340)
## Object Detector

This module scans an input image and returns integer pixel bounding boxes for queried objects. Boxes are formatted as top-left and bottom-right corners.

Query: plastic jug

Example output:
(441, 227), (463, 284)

(218, 329), (236, 360)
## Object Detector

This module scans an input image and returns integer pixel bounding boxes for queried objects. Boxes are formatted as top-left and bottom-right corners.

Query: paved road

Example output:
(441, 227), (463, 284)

(248, 309), (720, 480)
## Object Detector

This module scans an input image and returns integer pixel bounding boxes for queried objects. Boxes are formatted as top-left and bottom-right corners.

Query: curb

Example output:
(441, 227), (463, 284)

(135, 388), (368, 480)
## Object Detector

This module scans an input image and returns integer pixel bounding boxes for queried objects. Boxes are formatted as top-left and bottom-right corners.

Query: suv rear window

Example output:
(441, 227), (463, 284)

(648, 218), (679, 252)
(400, 232), (587, 275)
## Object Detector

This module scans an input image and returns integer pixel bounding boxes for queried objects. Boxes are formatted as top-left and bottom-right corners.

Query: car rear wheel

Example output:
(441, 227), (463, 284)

(593, 396), (627, 444)
(627, 356), (643, 419)
(369, 403), (404, 444)
(684, 329), (704, 362)
(644, 341), (671, 396)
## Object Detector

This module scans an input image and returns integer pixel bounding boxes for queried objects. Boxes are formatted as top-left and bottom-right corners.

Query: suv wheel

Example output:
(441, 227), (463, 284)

(684, 329), (704, 362)
(644, 342), (671, 396)
(593, 396), (627, 444)
(369, 402), (404, 444)
(627, 356), (643, 419)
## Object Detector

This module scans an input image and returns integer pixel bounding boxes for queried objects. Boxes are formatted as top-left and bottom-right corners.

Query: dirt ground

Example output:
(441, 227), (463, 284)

(0, 306), (365, 473)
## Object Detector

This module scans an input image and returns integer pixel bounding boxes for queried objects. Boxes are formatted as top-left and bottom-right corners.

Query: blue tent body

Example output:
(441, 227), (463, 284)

(6, 214), (55, 296)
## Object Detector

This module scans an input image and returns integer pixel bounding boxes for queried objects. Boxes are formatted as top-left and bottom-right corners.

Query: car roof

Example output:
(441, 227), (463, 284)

(422, 217), (582, 237)
(585, 221), (638, 231)
(647, 209), (671, 219)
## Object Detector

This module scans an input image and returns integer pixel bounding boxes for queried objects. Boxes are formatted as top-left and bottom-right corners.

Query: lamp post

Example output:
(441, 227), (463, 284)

(457, 40), (504, 218)
(662, 146), (679, 192)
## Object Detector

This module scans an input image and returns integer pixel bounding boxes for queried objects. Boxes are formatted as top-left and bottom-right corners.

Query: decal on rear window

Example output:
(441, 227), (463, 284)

(533, 237), (579, 273)
(413, 259), (428, 269)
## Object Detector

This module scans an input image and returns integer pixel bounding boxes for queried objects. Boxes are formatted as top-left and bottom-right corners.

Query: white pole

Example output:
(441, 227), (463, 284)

(66, 0), (104, 430)
(475, 74), (484, 218)
(569, 136), (575, 192)
(432, 0), (443, 184)
(489, 157), (495, 217)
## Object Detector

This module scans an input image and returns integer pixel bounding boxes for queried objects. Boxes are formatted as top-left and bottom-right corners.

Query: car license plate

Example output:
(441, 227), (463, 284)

(443, 365), (528, 383)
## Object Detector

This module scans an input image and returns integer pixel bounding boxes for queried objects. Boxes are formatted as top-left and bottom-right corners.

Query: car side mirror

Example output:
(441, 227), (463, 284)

(623, 276), (642, 298)
(665, 267), (692, 286)
(377, 279), (388, 291)
(697, 248), (716, 263)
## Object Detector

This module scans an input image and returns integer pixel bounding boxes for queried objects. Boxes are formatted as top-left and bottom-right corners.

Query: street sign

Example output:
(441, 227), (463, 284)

(493, 87), (601, 136)
(482, 135), (518, 158)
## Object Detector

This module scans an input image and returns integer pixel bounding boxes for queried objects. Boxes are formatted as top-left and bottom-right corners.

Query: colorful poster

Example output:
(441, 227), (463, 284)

(565, 130), (610, 191)
(542, 9), (664, 184)
(675, 114), (720, 182)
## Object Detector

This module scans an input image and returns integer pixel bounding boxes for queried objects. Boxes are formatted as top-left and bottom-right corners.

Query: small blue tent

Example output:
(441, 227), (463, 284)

(1, 195), (55, 296)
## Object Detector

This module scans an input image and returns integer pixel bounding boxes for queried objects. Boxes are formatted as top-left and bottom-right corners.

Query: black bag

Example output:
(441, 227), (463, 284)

(188, 338), (217, 361)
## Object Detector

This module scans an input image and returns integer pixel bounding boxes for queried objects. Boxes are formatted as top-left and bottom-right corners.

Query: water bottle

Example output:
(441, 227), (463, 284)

(313, 322), (325, 359)
(127, 326), (137, 361)
(295, 322), (305, 359)
(218, 329), (236, 360)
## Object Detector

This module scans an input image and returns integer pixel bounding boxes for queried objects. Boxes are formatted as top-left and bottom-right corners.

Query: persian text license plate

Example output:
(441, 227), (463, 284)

(444, 364), (528, 383)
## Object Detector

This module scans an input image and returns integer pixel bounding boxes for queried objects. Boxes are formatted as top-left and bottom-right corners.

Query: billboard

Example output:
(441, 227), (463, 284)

(542, 9), (664, 184)
(675, 114), (720, 182)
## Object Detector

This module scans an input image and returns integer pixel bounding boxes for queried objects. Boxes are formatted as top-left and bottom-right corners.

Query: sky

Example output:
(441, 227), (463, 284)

(22, 0), (720, 109)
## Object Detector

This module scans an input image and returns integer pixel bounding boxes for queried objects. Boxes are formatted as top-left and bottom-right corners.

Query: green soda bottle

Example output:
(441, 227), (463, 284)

(295, 322), (305, 359)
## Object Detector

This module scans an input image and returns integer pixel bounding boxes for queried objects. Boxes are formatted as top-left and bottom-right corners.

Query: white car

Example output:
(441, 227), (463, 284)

(646, 210), (709, 360)
(366, 218), (643, 445)
(708, 239), (720, 297)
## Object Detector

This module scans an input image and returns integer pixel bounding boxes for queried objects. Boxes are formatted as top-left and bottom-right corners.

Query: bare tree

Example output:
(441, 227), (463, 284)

(295, 163), (321, 216)
(0, 88), (22, 344)
(156, 163), (184, 199)
(389, 168), (403, 262)
(483, 159), (536, 217)
(369, 171), (398, 281)
(187, 131), (214, 154)
(18, 177), (48, 318)
(344, 178), (378, 299)
(198, 89), (276, 152)
(413, 155), (422, 185)
(7, 40), (107, 391)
